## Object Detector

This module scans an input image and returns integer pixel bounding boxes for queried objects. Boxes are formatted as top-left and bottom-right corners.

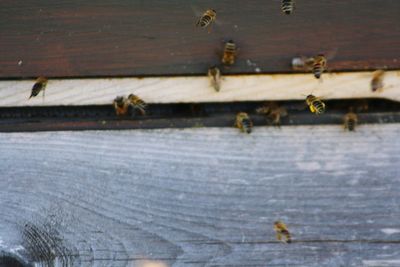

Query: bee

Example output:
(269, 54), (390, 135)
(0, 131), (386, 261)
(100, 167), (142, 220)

(222, 40), (237, 66)
(274, 221), (292, 244)
(306, 95), (326, 114)
(256, 102), (288, 126)
(343, 111), (358, 131)
(312, 54), (327, 79)
(235, 112), (253, 134)
(113, 96), (128, 116)
(371, 70), (385, 92)
(29, 77), (48, 99)
(196, 9), (217, 30)
(208, 66), (222, 92)
(281, 0), (295, 15)
(127, 94), (147, 116)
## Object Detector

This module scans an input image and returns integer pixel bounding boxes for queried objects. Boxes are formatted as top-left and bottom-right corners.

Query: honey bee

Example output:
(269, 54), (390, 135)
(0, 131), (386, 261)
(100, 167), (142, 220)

(312, 54), (327, 79)
(256, 102), (288, 126)
(235, 112), (253, 134)
(274, 221), (292, 244)
(371, 70), (385, 92)
(196, 9), (217, 30)
(281, 0), (295, 15)
(343, 111), (358, 131)
(29, 77), (48, 99)
(127, 94), (147, 116)
(208, 66), (222, 92)
(222, 40), (237, 66)
(306, 95), (326, 114)
(113, 96), (128, 116)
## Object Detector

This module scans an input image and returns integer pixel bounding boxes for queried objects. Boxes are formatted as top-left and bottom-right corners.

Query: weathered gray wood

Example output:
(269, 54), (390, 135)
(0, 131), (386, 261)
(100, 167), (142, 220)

(0, 125), (400, 267)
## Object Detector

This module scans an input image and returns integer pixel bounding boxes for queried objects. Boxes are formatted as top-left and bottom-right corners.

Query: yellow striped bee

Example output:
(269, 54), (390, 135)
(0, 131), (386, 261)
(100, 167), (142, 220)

(208, 66), (222, 92)
(371, 70), (385, 92)
(235, 112), (252, 134)
(127, 94), (147, 116)
(113, 96), (128, 116)
(312, 54), (327, 79)
(29, 77), (48, 99)
(222, 40), (237, 66)
(344, 111), (358, 131)
(306, 95), (326, 114)
(274, 221), (292, 244)
(196, 9), (217, 31)
(281, 0), (295, 15)
(256, 102), (288, 126)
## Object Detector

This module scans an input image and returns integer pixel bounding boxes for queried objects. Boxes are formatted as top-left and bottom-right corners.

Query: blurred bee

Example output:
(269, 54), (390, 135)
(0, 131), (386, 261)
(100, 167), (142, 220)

(127, 94), (147, 116)
(343, 111), (358, 131)
(371, 70), (385, 92)
(208, 66), (222, 92)
(196, 9), (217, 31)
(113, 96), (128, 116)
(29, 77), (48, 99)
(256, 102), (288, 126)
(235, 112), (253, 134)
(274, 221), (292, 244)
(312, 54), (327, 79)
(306, 95), (326, 114)
(222, 40), (237, 66)
(282, 0), (295, 15)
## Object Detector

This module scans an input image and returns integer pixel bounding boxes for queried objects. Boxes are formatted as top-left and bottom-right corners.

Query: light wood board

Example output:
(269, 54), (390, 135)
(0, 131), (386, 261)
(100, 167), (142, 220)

(0, 71), (399, 107)
(0, 125), (400, 266)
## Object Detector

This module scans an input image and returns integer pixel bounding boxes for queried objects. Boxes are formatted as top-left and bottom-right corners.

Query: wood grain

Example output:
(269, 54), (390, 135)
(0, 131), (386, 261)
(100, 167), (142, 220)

(0, 126), (400, 266)
(0, 71), (400, 107)
(0, 0), (400, 78)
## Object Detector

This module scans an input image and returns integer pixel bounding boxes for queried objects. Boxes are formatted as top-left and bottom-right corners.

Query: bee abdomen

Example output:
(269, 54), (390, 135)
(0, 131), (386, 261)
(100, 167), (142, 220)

(347, 119), (356, 131)
(282, 0), (294, 15)
(242, 119), (252, 134)
(313, 101), (325, 114)
(313, 64), (323, 79)
(198, 15), (212, 27)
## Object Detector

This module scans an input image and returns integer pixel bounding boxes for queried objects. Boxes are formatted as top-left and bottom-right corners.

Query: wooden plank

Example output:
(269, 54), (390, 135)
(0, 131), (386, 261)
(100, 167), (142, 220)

(0, 71), (400, 107)
(0, 0), (399, 78)
(0, 126), (400, 266)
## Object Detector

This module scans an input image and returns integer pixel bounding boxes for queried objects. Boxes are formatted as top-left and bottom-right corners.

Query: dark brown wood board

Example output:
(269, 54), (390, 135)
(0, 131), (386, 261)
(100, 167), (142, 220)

(1, 0), (400, 78)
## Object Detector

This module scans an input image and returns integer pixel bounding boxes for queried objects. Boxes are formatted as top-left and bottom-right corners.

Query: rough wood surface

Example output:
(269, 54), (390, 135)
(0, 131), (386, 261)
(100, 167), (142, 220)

(0, 125), (400, 266)
(0, 0), (399, 78)
(0, 71), (400, 107)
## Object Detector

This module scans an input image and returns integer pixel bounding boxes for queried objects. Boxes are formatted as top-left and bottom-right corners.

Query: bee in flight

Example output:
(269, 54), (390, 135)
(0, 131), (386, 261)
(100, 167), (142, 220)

(196, 9), (217, 31)
(371, 70), (385, 92)
(113, 94), (147, 116)
(291, 54), (327, 79)
(306, 94), (326, 115)
(281, 0), (295, 15)
(222, 40), (237, 66)
(256, 102), (288, 126)
(274, 221), (292, 244)
(343, 111), (358, 131)
(208, 66), (222, 92)
(235, 112), (253, 134)
(29, 77), (48, 99)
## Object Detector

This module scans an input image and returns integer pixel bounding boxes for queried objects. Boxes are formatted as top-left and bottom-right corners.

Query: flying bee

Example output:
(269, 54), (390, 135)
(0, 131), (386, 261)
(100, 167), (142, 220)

(235, 112), (253, 134)
(274, 221), (292, 244)
(312, 54), (327, 79)
(371, 70), (385, 92)
(196, 9), (217, 31)
(208, 66), (222, 92)
(281, 0), (295, 15)
(343, 111), (358, 131)
(127, 94), (147, 116)
(113, 96), (128, 116)
(306, 95), (326, 114)
(256, 102), (288, 126)
(29, 77), (48, 99)
(222, 40), (237, 66)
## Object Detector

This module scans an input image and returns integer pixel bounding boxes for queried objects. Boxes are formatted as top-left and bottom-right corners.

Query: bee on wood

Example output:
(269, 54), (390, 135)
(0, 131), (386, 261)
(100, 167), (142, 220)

(235, 112), (253, 134)
(208, 66), (222, 92)
(113, 96), (128, 116)
(274, 221), (292, 244)
(312, 54), (327, 79)
(29, 77), (48, 99)
(256, 102), (288, 126)
(281, 0), (295, 15)
(196, 9), (217, 31)
(306, 95), (326, 115)
(371, 70), (385, 92)
(222, 40), (237, 66)
(127, 94), (147, 116)
(343, 111), (358, 131)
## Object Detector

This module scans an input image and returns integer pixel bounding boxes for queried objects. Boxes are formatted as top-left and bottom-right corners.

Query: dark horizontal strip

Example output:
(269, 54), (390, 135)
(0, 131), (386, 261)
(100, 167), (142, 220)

(0, 0), (399, 78)
(0, 99), (399, 132)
